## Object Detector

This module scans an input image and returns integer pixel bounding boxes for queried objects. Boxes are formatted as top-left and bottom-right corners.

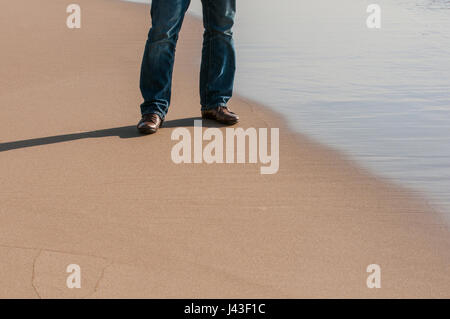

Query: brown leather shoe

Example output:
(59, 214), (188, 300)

(137, 113), (163, 134)
(201, 106), (239, 125)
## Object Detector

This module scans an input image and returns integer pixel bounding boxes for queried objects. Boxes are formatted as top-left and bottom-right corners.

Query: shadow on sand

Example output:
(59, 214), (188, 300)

(0, 117), (227, 153)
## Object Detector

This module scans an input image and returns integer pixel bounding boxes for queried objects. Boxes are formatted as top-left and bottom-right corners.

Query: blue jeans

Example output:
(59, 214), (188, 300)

(140, 0), (236, 119)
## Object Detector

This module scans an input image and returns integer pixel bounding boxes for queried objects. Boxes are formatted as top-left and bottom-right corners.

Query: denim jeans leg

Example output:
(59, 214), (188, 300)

(200, 0), (236, 110)
(140, 0), (191, 119)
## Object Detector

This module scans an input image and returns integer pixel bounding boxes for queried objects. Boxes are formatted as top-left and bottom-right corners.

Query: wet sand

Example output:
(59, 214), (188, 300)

(0, 0), (448, 298)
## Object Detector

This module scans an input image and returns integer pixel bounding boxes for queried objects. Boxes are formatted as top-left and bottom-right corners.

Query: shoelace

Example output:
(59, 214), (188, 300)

(219, 106), (235, 115)
(143, 114), (160, 124)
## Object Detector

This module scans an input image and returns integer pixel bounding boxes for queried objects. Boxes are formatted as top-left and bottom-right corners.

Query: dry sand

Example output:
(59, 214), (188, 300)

(0, 0), (449, 298)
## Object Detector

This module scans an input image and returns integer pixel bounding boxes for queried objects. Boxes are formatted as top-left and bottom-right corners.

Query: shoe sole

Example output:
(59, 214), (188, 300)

(138, 127), (157, 135)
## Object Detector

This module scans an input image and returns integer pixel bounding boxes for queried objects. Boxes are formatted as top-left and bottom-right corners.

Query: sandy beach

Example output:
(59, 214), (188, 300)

(0, 0), (449, 298)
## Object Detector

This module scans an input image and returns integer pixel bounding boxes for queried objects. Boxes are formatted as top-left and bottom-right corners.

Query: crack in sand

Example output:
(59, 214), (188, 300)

(1, 242), (112, 298)
(85, 261), (114, 298)
(31, 250), (42, 299)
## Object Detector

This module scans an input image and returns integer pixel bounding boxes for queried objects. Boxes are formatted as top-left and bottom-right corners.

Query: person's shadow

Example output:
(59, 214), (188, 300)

(0, 117), (227, 153)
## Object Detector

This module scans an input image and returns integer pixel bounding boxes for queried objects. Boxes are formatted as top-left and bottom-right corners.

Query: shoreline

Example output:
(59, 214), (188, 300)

(0, 0), (449, 298)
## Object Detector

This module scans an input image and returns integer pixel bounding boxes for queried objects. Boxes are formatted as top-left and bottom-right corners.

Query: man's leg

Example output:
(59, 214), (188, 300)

(139, 0), (191, 120)
(199, 0), (238, 124)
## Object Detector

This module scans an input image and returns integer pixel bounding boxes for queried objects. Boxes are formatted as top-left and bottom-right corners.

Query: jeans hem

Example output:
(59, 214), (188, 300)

(201, 103), (228, 111)
(141, 109), (166, 120)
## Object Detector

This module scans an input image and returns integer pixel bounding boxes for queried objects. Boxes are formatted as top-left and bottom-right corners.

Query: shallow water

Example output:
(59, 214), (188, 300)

(127, 0), (450, 215)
